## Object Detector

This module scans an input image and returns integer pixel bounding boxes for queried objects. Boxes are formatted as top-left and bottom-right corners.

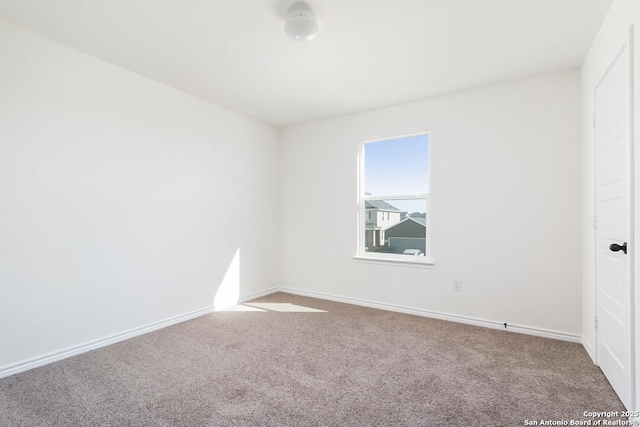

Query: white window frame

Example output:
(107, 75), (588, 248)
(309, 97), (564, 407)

(355, 131), (433, 266)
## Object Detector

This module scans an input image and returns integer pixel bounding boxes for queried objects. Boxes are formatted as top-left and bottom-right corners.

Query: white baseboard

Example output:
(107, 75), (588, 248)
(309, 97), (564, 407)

(0, 288), (271, 380)
(270, 287), (583, 344)
(238, 288), (279, 304)
(582, 337), (596, 363)
(0, 286), (584, 380)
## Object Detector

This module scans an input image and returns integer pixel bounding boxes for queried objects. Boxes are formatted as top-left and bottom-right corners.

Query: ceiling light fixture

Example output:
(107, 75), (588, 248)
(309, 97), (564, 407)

(284, 2), (319, 43)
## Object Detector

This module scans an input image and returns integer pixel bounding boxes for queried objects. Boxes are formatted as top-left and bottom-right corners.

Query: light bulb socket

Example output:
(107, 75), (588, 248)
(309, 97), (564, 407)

(284, 5), (319, 42)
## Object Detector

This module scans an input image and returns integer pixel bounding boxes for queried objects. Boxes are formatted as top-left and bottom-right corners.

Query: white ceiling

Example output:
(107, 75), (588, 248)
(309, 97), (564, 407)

(0, 0), (612, 128)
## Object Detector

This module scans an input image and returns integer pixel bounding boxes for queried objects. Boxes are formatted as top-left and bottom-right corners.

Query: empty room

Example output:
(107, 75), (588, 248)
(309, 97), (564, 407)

(1, 0), (640, 425)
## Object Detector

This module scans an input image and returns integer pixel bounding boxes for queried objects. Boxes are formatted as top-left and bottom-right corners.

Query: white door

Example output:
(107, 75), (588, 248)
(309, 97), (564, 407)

(594, 40), (633, 410)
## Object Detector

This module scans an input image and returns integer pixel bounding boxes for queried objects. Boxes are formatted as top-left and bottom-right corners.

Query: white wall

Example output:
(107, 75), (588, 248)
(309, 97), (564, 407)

(581, 0), (640, 411)
(0, 19), (279, 371)
(279, 70), (582, 336)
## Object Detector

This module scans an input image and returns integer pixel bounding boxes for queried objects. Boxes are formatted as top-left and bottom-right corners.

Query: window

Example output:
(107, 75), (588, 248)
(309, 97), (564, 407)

(357, 132), (431, 263)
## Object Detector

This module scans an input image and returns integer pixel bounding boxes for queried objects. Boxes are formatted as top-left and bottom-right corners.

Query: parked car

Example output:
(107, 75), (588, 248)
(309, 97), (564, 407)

(402, 249), (424, 256)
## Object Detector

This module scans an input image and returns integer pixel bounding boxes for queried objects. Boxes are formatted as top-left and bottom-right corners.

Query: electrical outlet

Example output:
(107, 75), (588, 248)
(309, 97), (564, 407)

(452, 278), (462, 291)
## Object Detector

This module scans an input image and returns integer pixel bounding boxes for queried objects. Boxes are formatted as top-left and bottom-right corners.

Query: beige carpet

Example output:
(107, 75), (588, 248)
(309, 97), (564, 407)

(0, 292), (625, 426)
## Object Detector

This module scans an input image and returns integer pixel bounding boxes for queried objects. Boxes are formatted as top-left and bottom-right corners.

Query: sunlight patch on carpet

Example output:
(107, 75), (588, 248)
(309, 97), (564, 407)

(221, 302), (327, 312)
(218, 304), (266, 312)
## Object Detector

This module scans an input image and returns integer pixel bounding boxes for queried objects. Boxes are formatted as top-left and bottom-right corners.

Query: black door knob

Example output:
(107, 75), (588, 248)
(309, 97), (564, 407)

(609, 242), (627, 254)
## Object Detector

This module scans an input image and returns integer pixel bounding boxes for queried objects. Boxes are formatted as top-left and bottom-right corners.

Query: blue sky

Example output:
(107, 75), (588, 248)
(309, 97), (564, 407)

(364, 133), (429, 213)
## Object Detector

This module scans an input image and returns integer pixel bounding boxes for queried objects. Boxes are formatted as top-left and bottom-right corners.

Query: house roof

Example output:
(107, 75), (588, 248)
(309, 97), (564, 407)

(383, 217), (426, 232)
(365, 200), (402, 212)
(409, 217), (426, 226)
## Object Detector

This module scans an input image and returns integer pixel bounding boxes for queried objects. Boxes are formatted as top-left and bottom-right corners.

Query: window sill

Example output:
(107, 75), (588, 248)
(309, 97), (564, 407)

(353, 255), (435, 268)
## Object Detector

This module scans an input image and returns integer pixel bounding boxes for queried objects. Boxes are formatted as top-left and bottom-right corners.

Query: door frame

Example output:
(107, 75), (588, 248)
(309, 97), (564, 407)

(593, 26), (635, 410)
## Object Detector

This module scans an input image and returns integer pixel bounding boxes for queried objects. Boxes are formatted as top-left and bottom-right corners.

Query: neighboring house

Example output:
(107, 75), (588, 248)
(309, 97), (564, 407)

(384, 217), (426, 253)
(364, 200), (405, 249)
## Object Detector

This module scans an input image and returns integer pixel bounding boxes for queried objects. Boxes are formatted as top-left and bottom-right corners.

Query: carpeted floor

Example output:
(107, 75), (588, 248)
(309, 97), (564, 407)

(0, 292), (626, 426)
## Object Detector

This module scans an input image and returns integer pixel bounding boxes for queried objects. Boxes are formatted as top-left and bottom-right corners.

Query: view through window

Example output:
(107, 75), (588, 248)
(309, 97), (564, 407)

(359, 133), (430, 261)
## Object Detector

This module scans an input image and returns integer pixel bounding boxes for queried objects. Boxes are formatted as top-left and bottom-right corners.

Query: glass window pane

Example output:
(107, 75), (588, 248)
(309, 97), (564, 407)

(364, 134), (429, 196)
(364, 199), (426, 256)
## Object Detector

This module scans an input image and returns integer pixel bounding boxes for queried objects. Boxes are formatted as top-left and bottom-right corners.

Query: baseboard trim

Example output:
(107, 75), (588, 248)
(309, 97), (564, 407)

(1, 286), (584, 379)
(238, 288), (280, 304)
(0, 288), (271, 379)
(582, 337), (596, 363)
(271, 287), (582, 344)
